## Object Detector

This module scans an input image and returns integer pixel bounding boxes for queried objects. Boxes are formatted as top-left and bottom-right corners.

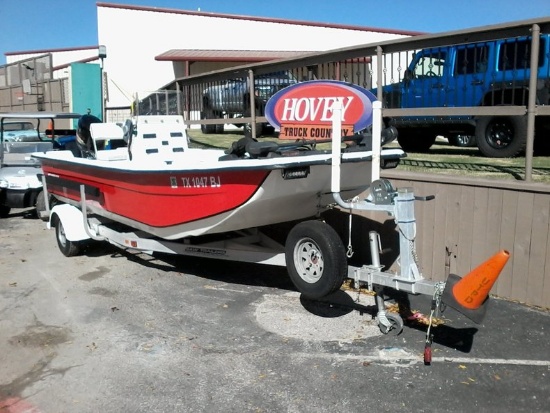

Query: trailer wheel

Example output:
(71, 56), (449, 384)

(285, 220), (347, 299)
(55, 217), (82, 257)
(378, 312), (404, 335)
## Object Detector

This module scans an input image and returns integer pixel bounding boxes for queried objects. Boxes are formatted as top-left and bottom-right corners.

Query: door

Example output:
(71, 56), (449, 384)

(446, 43), (490, 107)
(402, 48), (449, 108)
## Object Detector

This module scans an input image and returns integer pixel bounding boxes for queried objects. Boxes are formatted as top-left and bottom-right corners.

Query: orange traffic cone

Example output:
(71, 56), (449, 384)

(452, 250), (510, 310)
(441, 250), (510, 323)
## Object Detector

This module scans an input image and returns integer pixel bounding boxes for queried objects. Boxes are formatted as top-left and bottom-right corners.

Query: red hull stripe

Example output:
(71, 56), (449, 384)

(41, 161), (270, 228)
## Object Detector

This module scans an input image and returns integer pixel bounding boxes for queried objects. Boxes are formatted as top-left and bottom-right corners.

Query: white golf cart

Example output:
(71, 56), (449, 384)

(0, 112), (81, 218)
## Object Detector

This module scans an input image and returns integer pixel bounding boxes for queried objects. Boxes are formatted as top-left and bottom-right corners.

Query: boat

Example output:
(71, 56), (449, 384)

(33, 114), (404, 240)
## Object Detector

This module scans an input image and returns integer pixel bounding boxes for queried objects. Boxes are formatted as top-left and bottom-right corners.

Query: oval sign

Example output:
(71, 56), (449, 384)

(265, 80), (376, 140)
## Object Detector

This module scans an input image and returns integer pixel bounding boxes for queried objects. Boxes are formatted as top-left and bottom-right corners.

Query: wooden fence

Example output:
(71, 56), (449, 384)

(370, 170), (550, 308)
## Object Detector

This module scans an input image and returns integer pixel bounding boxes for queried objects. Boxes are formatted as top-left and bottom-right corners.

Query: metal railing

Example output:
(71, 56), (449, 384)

(155, 17), (550, 180)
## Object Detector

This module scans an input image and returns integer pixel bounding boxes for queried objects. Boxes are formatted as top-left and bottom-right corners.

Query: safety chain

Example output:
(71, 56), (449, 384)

(424, 282), (445, 365)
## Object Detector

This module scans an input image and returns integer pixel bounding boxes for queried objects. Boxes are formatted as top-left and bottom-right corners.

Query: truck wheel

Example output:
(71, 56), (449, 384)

(262, 124), (275, 136)
(0, 205), (10, 218)
(285, 220), (347, 299)
(397, 129), (436, 152)
(448, 134), (476, 147)
(243, 122), (263, 139)
(55, 217), (82, 257)
(243, 106), (263, 139)
(475, 115), (527, 158)
(200, 110), (217, 134)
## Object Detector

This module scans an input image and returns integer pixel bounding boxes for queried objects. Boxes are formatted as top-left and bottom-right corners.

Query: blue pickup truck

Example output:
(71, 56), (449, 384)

(379, 34), (550, 157)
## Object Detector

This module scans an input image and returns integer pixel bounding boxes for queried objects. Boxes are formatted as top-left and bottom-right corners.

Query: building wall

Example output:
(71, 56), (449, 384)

(97, 5), (410, 107)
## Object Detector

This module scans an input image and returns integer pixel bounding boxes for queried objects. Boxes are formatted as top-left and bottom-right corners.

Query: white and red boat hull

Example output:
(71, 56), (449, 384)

(37, 147), (403, 239)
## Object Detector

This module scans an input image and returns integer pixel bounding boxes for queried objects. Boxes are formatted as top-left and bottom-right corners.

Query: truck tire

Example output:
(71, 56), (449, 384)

(243, 121), (263, 139)
(243, 107), (263, 139)
(475, 115), (527, 158)
(397, 128), (437, 152)
(200, 110), (217, 134)
(448, 134), (477, 147)
(215, 123), (224, 134)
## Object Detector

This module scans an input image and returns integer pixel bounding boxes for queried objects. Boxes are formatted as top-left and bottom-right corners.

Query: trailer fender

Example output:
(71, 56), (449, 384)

(48, 204), (91, 241)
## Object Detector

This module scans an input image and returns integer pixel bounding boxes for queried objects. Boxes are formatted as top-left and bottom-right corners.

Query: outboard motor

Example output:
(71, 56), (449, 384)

(77, 114), (102, 156)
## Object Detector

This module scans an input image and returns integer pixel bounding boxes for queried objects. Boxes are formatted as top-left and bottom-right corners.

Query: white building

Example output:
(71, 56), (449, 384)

(4, 2), (421, 111)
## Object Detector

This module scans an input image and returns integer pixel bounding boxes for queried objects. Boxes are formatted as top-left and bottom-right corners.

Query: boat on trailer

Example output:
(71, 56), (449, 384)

(34, 114), (404, 240)
(34, 104), (509, 360)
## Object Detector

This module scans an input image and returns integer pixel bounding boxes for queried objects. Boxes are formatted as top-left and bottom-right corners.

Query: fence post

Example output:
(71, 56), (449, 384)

(524, 24), (540, 182)
(248, 70), (256, 139)
(376, 46), (383, 102)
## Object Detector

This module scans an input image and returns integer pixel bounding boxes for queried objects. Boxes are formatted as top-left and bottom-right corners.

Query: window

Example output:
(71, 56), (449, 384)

(455, 45), (489, 75)
(413, 51), (446, 78)
(498, 38), (545, 71)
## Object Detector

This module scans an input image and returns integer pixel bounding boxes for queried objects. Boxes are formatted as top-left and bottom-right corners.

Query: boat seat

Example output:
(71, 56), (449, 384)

(129, 121), (189, 164)
(90, 123), (128, 161)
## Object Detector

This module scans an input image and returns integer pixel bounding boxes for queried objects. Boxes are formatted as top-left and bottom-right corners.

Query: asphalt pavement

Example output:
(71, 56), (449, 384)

(0, 209), (549, 413)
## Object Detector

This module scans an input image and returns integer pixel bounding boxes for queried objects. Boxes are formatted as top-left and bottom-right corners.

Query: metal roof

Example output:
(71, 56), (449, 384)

(155, 49), (313, 63)
(0, 112), (81, 120)
(97, 2), (425, 37)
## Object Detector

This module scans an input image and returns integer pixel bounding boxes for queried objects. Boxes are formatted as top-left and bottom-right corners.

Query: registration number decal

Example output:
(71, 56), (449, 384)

(170, 175), (221, 188)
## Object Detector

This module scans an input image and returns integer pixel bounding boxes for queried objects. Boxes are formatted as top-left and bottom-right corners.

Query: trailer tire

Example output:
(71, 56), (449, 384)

(55, 216), (82, 257)
(285, 220), (347, 299)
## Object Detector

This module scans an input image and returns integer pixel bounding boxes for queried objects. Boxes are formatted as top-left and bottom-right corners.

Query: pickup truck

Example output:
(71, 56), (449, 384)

(379, 34), (550, 157)
(201, 71), (297, 138)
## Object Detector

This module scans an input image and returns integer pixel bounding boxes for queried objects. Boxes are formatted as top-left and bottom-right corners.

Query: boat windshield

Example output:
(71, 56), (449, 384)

(1, 141), (53, 166)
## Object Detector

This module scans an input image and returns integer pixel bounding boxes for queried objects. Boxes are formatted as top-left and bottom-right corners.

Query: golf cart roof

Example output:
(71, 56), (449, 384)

(0, 112), (82, 120)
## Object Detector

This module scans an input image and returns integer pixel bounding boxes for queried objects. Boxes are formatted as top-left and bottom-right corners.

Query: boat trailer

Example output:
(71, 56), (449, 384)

(44, 102), (510, 364)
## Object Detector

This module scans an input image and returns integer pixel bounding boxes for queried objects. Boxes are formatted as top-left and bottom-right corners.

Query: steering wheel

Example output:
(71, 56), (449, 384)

(425, 71), (437, 77)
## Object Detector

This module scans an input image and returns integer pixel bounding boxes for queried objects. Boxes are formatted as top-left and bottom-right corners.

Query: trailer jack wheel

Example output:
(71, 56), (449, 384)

(378, 312), (404, 335)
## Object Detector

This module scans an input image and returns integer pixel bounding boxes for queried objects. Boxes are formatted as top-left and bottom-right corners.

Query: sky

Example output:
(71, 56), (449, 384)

(1, 0), (549, 65)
